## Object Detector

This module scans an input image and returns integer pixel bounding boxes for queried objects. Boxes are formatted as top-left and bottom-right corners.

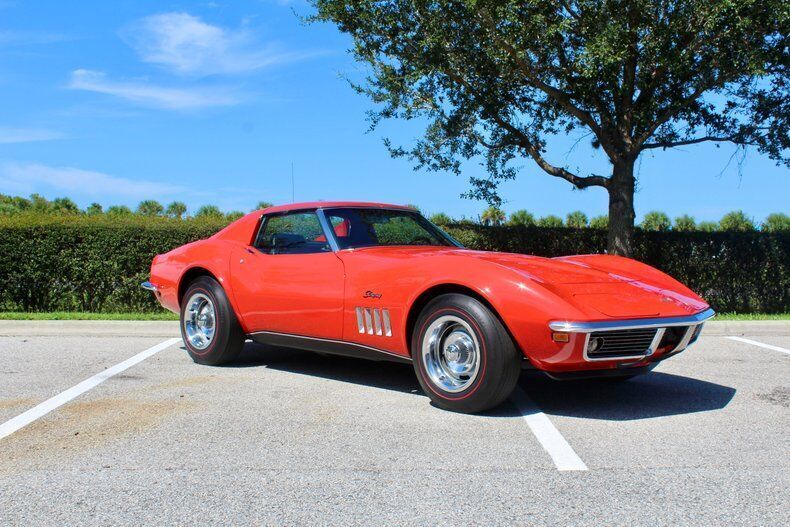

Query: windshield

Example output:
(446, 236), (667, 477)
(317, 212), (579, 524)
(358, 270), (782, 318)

(322, 208), (460, 249)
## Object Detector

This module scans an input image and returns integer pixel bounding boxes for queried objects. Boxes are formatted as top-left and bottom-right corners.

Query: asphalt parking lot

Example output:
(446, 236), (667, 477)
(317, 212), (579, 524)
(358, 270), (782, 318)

(0, 321), (788, 526)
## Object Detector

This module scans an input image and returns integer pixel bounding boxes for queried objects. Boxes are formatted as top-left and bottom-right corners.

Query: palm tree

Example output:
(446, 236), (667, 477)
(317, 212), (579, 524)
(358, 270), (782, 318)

(507, 210), (535, 227)
(481, 206), (505, 226)
(565, 211), (589, 228)
(194, 205), (224, 219)
(166, 201), (188, 219)
(640, 211), (671, 231)
(85, 203), (104, 215)
(537, 215), (564, 228)
(136, 200), (164, 217)
(429, 212), (453, 226)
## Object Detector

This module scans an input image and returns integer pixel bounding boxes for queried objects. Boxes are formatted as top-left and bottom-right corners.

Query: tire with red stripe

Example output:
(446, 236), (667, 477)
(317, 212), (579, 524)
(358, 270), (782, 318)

(180, 276), (245, 366)
(411, 293), (520, 413)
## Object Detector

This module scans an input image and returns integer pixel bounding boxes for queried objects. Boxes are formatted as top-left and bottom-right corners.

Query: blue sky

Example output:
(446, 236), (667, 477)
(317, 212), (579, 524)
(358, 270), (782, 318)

(0, 0), (786, 222)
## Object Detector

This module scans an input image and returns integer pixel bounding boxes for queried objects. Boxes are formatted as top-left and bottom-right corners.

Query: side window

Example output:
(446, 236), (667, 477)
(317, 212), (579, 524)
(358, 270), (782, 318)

(254, 212), (330, 255)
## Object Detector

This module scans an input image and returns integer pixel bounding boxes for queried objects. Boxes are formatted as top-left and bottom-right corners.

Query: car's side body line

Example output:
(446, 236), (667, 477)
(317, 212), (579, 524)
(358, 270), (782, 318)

(249, 330), (413, 364)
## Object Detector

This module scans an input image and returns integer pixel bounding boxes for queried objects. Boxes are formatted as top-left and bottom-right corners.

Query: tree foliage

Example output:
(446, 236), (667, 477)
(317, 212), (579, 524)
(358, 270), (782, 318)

(590, 214), (609, 229)
(719, 209), (756, 231)
(136, 200), (164, 217)
(762, 212), (790, 232)
(481, 205), (506, 225)
(166, 201), (188, 219)
(429, 212), (453, 225)
(310, 0), (788, 255)
(641, 210), (672, 231)
(508, 209), (536, 226)
(674, 214), (697, 231)
(566, 210), (589, 228)
(537, 214), (564, 228)
(195, 205), (224, 219)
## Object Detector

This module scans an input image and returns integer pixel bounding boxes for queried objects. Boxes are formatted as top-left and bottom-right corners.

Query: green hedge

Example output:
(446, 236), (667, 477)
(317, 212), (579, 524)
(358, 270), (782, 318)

(0, 216), (787, 314)
(0, 215), (225, 313)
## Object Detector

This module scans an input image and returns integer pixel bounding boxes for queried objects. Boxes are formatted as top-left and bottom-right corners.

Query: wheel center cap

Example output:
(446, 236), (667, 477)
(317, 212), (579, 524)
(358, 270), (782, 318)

(445, 343), (461, 363)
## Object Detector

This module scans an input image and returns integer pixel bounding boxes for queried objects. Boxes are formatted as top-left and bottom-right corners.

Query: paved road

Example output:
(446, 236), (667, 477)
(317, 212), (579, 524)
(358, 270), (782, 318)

(0, 322), (787, 525)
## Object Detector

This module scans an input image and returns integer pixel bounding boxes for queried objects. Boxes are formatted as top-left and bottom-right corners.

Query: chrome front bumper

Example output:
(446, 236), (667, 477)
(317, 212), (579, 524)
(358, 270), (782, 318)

(549, 308), (715, 362)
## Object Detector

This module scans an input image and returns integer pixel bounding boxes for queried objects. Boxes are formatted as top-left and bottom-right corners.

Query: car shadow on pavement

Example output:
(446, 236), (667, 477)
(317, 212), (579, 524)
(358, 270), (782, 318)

(230, 343), (736, 420)
(231, 342), (423, 395)
(518, 370), (737, 421)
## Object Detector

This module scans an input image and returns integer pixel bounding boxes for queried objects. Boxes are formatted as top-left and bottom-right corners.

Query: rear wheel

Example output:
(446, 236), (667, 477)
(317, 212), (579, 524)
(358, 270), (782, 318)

(180, 276), (245, 365)
(411, 294), (521, 413)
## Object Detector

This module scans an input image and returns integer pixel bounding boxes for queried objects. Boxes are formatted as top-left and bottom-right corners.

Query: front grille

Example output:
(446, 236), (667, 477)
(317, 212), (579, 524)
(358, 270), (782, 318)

(587, 328), (658, 359)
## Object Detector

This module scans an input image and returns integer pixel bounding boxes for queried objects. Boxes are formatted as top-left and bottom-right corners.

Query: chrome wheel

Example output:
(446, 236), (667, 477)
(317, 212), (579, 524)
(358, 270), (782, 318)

(421, 315), (481, 393)
(183, 293), (216, 350)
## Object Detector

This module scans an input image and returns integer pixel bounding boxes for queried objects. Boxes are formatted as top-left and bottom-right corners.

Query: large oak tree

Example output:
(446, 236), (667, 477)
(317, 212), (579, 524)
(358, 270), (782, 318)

(310, 0), (788, 255)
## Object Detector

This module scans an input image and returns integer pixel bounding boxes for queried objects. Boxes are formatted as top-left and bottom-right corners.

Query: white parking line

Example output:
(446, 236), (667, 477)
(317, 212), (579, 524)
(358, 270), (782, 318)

(0, 337), (182, 440)
(726, 336), (790, 356)
(513, 388), (588, 471)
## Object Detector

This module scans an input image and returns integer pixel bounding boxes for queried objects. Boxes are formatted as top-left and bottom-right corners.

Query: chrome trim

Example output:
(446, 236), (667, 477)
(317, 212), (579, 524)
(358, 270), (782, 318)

(355, 307), (366, 333)
(549, 308), (715, 333)
(315, 208), (340, 252)
(382, 309), (392, 337)
(671, 324), (698, 354)
(183, 292), (216, 351)
(581, 332), (660, 363)
(363, 308), (374, 335)
(249, 330), (411, 363)
(646, 328), (667, 356)
(141, 281), (158, 292)
(373, 309), (383, 335)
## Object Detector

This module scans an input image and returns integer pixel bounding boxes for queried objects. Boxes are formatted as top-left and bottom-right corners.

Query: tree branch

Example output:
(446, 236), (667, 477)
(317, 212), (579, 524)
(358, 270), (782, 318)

(475, 9), (616, 154)
(558, 0), (580, 20)
(642, 135), (756, 149)
(441, 67), (609, 190)
(635, 80), (713, 146)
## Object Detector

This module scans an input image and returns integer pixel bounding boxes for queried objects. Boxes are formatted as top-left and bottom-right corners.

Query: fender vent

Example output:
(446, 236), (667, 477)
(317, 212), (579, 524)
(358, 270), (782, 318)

(356, 307), (391, 337)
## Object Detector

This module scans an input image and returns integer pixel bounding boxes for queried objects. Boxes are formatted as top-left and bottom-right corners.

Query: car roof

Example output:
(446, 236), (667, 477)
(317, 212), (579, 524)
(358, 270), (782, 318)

(213, 201), (419, 242)
(258, 201), (415, 215)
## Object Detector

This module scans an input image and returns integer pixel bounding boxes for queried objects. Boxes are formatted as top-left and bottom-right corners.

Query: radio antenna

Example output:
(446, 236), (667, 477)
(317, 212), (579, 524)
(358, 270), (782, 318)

(291, 162), (295, 203)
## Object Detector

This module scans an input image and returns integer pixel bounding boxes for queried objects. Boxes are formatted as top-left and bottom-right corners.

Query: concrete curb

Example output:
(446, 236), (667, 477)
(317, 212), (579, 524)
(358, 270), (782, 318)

(702, 320), (790, 336)
(0, 319), (788, 337)
(0, 320), (180, 337)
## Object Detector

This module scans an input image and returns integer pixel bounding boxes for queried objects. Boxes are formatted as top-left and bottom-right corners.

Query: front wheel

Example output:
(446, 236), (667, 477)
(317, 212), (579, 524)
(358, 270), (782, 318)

(411, 294), (521, 413)
(180, 276), (245, 365)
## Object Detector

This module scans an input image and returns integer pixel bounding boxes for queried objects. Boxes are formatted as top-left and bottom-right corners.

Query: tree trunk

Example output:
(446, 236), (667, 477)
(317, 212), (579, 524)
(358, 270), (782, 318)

(607, 160), (636, 257)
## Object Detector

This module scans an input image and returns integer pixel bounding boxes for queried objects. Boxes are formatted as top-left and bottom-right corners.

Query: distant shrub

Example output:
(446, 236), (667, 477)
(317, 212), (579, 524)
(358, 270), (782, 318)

(537, 215), (564, 228)
(719, 210), (756, 232)
(640, 211), (671, 231)
(508, 210), (536, 227)
(429, 212), (453, 226)
(762, 212), (790, 232)
(589, 215), (609, 229)
(565, 211), (588, 228)
(674, 214), (697, 231)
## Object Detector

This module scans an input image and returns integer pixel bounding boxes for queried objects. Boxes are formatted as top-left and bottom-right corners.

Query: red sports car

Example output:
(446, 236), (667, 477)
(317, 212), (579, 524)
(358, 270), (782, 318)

(143, 201), (714, 413)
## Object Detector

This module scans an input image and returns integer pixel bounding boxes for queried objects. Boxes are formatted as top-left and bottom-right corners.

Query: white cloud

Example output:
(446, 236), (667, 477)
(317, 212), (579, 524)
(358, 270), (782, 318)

(121, 12), (318, 76)
(0, 127), (64, 143)
(67, 69), (240, 110)
(0, 162), (186, 198)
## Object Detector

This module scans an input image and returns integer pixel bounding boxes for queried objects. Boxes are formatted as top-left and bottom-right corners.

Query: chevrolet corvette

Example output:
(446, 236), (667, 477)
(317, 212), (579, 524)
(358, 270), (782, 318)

(143, 201), (714, 413)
